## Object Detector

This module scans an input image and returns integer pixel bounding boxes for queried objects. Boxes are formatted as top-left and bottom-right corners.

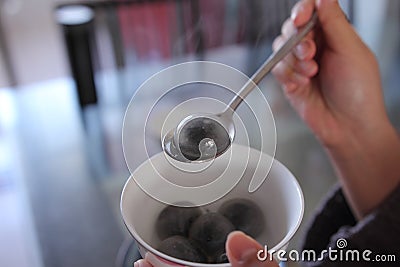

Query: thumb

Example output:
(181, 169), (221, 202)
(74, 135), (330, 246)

(316, 0), (361, 50)
(226, 231), (279, 267)
(134, 259), (153, 267)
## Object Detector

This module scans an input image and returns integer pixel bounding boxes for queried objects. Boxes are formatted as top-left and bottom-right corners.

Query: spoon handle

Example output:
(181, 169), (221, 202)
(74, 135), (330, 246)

(224, 12), (318, 115)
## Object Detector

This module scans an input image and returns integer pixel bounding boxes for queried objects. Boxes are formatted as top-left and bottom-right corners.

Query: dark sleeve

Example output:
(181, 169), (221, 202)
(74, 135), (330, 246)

(301, 183), (400, 266)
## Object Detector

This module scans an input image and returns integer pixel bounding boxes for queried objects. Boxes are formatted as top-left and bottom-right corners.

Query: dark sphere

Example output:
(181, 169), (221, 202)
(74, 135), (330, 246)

(158, 235), (207, 263)
(218, 198), (265, 238)
(156, 205), (202, 240)
(188, 212), (235, 261)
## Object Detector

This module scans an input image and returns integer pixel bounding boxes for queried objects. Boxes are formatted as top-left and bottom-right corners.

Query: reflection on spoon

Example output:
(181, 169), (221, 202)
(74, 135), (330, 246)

(197, 138), (217, 161)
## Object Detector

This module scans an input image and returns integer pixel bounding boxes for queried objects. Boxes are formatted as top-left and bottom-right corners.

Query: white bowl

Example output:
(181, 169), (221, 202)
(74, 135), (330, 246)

(121, 144), (304, 267)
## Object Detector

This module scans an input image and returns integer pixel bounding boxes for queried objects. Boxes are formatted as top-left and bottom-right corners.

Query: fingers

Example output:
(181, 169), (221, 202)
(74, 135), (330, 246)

(291, 0), (315, 27)
(272, 32), (318, 92)
(134, 259), (153, 267)
(273, 58), (317, 85)
(280, 18), (316, 60)
(272, 4), (319, 92)
(291, 0), (361, 53)
(272, 63), (310, 93)
(226, 231), (278, 267)
(282, 18), (315, 41)
(281, 19), (296, 38)
(294, 59), (319, 77)
(294, 39), (317, 61)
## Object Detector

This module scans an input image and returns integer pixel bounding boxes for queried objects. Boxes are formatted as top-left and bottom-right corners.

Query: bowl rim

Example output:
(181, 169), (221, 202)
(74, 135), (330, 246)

(120, 144), (304, 266)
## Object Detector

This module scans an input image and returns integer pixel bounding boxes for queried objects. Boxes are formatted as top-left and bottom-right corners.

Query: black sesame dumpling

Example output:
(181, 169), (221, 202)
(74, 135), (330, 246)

(218, 198), (265, 238)
(188, 212), (235, 262)
(158, 235), (207, 263)
(213, 251), (229, 264)
(156, 205), (202, 240)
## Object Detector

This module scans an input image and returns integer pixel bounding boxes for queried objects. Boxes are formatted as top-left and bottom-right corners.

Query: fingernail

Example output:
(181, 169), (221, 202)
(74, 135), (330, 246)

(290, 10), (298, 21)
(291, 3), (303, 21)
(134, 259), (145, 267)
(290, 11), (297, 21)
(295, 41), (309, 59)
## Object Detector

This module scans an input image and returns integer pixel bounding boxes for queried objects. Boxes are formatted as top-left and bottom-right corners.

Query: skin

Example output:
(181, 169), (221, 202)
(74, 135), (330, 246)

(136, 0), (400, 266)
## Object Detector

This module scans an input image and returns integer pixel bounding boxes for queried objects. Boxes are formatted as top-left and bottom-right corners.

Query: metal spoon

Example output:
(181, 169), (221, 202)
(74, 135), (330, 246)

(163, 12), (318, 163)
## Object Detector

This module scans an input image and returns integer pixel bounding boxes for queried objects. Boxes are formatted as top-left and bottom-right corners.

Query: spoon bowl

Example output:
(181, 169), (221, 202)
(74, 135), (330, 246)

(162, 112), (235, 163)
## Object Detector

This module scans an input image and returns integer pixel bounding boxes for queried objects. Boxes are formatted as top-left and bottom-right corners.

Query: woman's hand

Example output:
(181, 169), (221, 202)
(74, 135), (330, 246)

(272, 0), (400, 219)
(226, 231), (278, 267)
(272, 0), (387, 148)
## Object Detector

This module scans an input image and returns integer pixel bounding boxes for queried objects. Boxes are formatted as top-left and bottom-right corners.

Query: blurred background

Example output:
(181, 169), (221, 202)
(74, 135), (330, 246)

(0, 0), (399, 266)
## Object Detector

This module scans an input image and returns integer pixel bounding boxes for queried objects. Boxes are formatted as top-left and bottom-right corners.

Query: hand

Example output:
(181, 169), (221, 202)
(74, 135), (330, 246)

(272, 0), (387, 148)
(134, 231), (278, 267)
(226, 231), (278, 267)
(272, 0), (400, 219)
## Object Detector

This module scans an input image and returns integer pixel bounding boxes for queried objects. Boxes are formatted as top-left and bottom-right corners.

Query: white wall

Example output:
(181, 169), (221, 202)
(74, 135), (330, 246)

(353, 0), (400, 76)
(353, 0), (388, 54)
(0, 0), (69, 87)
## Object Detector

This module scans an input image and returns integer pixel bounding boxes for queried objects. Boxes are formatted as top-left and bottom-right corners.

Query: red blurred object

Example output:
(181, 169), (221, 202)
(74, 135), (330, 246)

(118, 2), (177, 60)
(117, 0), (230, 60)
